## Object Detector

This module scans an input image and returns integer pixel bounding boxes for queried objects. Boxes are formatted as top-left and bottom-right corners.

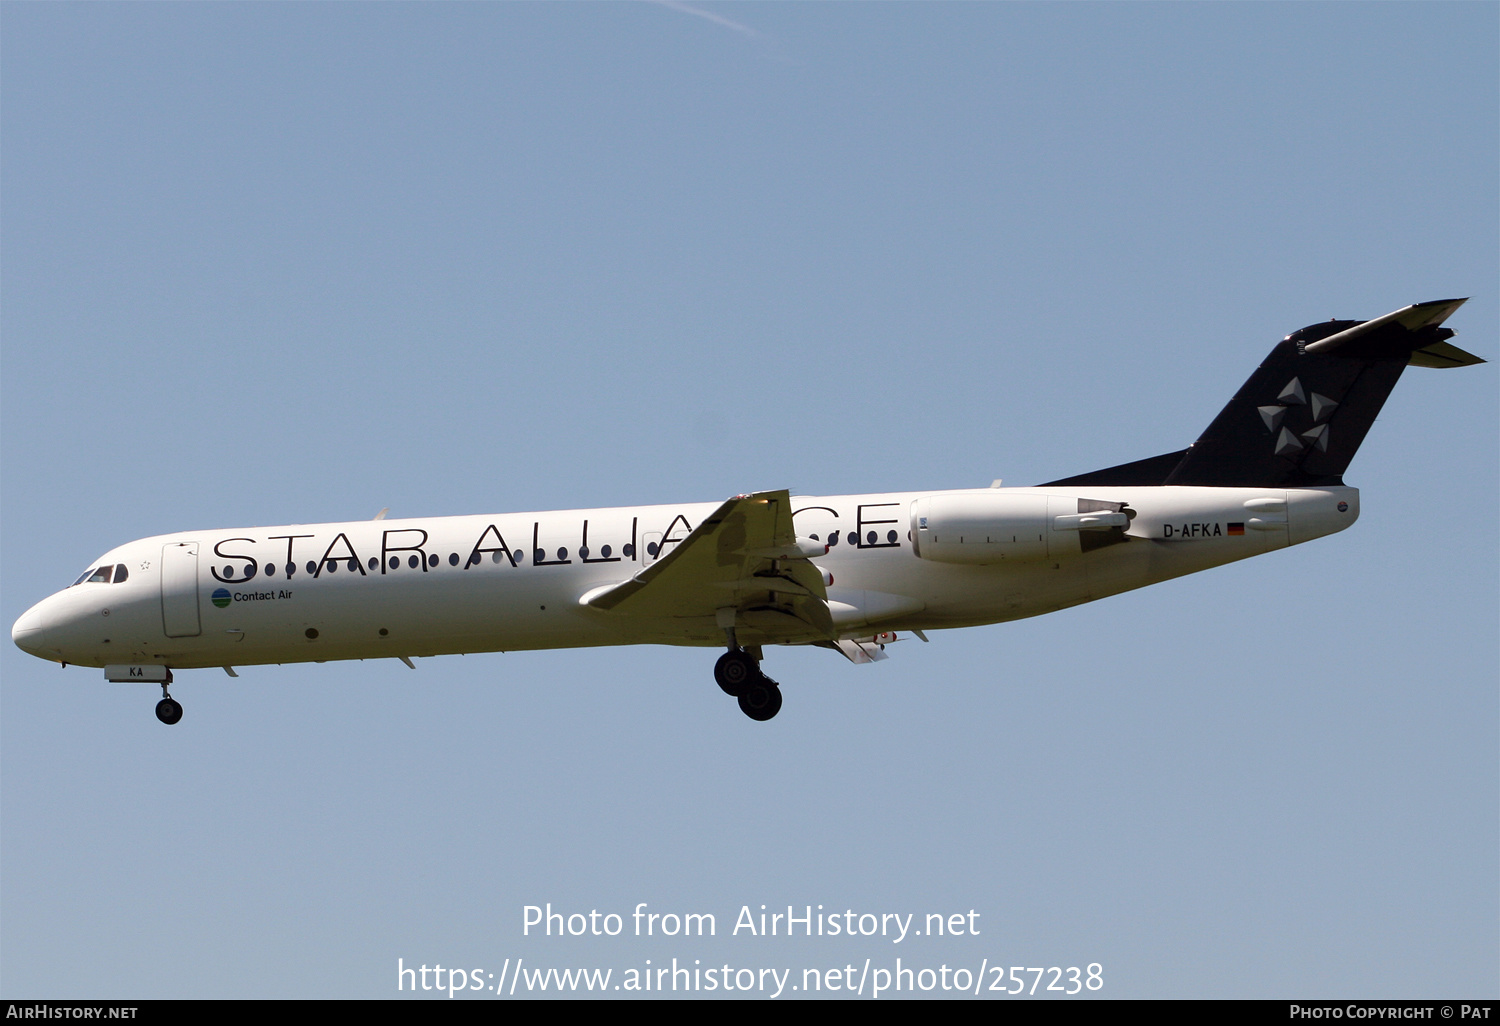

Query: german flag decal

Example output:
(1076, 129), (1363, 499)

(1227, 523), (1245, 536)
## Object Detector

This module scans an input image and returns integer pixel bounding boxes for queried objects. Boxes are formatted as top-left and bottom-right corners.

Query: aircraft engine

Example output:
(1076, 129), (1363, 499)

(909, 493), (1131, 564)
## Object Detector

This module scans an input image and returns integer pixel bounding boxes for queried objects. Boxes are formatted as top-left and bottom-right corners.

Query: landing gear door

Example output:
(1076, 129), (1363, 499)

(161, 542), (201, 638)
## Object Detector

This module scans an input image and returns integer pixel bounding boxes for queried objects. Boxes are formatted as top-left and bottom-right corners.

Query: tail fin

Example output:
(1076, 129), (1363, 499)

(1045, 299), (1481, 488)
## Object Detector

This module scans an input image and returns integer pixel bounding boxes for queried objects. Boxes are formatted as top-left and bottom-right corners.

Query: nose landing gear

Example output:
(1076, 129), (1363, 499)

(713, 646), (782, 722)
(155, 681), (182, 725)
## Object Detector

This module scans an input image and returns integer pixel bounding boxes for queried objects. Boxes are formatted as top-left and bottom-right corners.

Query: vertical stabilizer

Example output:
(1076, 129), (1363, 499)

(1042, 299), (1479, 489)
(1163, 299), (1473, 487)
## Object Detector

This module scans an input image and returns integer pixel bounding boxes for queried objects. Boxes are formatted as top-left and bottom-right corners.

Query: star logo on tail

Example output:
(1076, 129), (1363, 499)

(1259, 377), (1337, 457)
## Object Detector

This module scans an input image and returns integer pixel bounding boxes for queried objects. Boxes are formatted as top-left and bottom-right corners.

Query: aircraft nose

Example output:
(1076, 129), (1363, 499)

(12, 600), (57, 660)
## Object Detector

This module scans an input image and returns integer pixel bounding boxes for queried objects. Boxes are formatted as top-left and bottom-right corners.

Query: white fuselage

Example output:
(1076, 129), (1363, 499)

(12, 484), (1358, 671)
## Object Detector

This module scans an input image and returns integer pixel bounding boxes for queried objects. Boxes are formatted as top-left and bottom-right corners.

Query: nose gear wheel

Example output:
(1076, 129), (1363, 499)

(155, 697), (183, 725)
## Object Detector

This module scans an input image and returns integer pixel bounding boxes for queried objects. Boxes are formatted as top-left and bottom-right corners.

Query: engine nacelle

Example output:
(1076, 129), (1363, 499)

(911, 493), (1050, 563)
(910, 493), (1130, 565)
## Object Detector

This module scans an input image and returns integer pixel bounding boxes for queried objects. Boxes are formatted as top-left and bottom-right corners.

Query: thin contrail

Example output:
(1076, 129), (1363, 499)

(648, 0), (766, 41)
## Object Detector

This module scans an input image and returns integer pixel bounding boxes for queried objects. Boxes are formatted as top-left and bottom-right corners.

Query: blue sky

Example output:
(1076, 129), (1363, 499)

(2, 2), (1495, 999)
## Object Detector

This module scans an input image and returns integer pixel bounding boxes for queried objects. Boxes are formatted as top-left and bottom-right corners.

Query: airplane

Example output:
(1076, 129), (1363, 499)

(10, 299), (1485, 724)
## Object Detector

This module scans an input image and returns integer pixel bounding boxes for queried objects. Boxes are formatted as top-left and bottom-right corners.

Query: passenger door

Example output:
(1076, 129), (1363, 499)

(161, 542), (201, 638)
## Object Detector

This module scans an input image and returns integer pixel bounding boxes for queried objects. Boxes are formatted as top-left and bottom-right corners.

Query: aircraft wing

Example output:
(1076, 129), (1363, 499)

(582, 490), (834, 641)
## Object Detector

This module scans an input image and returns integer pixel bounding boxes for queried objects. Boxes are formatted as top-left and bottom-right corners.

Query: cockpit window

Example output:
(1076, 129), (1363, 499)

(71, 564), (131, 585)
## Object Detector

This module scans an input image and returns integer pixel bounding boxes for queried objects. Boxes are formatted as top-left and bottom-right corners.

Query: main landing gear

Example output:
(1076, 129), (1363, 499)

(155, 680), (182, 725)
(714, 648), (783, 722)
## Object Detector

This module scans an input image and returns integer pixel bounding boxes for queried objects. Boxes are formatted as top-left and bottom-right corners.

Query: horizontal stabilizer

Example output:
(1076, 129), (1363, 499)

(1303, 298), (1468, 356)
(1409, 338), (1486, 369)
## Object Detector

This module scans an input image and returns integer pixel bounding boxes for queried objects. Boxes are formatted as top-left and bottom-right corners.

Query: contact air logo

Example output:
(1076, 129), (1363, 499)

(212, 588), (232, 608)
